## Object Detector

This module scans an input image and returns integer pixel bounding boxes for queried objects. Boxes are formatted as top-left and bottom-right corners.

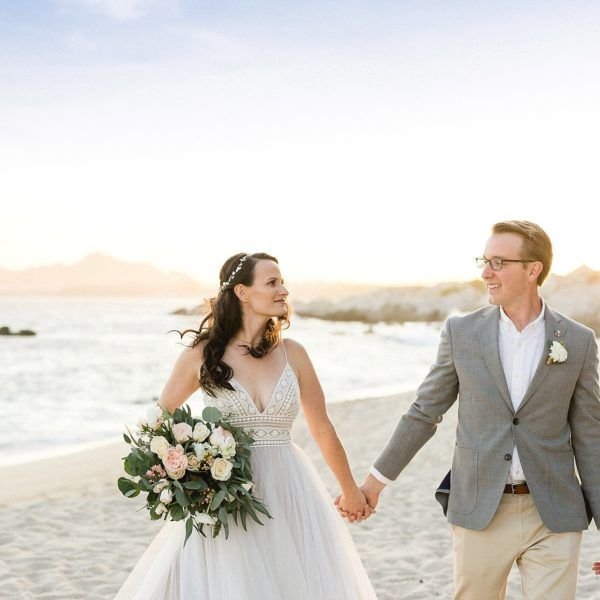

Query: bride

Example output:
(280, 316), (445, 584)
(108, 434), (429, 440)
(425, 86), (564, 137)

(115, 252), (377, 599)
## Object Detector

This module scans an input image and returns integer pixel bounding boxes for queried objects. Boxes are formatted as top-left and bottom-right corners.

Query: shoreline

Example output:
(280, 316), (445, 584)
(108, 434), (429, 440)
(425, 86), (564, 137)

(2, 391), (598, 599)
(0, 385), (416, 469)
(0, 391), (404, 509)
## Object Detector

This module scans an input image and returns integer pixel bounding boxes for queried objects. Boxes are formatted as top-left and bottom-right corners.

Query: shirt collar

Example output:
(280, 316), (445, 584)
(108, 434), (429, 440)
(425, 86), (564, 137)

(499, 297), (546, 336)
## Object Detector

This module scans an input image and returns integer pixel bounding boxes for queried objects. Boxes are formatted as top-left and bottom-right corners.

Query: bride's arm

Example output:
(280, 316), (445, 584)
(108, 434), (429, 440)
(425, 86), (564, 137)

(158, 344), (204, 414)
(287, 339), (373, 520)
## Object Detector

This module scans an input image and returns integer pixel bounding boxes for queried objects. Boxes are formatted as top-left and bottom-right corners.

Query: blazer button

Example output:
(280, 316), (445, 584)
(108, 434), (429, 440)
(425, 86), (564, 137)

(504, 453), (512, 461)
(513, 418), (519, 425)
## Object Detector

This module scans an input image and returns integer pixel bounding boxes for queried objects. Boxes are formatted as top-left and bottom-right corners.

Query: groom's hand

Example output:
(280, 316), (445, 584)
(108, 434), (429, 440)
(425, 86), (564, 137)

(358, 473), (386, 511)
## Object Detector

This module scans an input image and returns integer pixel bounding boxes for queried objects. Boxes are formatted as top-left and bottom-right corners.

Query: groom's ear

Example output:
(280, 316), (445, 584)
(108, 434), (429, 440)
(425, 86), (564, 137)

(528, 261), (543, 282)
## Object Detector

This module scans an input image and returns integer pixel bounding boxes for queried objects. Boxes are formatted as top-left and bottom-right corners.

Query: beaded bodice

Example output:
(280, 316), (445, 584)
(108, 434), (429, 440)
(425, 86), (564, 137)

(203, 363), (300, 447)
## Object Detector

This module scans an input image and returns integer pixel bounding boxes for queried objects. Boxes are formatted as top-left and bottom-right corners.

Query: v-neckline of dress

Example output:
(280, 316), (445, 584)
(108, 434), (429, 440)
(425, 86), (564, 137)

(230, 362), (290, 415)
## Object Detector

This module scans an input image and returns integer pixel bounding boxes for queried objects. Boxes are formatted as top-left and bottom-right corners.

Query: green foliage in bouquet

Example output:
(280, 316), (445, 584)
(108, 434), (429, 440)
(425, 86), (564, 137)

(118, 404), (271, 544)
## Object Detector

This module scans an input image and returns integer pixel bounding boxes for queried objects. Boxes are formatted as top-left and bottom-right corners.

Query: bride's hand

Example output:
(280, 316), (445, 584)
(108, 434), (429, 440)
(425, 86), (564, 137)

(334, 488), (375, 523)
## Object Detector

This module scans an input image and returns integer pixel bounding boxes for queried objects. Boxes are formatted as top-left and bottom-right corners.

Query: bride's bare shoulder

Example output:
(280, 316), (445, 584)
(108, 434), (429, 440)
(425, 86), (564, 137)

(282, 338), (311, 366)
(178, 339), (207, 366)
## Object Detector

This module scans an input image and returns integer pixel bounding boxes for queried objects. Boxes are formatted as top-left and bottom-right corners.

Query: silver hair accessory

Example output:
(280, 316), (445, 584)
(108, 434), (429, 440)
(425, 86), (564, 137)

(220, 255), (249, 292)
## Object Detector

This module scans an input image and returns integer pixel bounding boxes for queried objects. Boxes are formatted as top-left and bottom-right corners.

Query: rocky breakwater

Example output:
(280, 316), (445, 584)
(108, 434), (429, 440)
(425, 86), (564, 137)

(293, 266), (600, 334)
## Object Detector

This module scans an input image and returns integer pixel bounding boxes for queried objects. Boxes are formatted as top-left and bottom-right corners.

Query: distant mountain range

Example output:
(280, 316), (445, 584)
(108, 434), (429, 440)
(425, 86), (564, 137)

(0, 253), (210, 296)
(0, 254), (381, 299)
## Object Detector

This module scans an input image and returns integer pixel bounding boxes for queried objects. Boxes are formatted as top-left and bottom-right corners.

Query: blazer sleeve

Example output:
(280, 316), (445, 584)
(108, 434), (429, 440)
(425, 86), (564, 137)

(569, 330), (600, 528)
(373, 317), (460, 481)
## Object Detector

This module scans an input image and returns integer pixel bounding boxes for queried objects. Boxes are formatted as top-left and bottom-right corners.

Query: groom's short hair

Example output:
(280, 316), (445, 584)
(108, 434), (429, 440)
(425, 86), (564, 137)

(492, 220), (553, 286)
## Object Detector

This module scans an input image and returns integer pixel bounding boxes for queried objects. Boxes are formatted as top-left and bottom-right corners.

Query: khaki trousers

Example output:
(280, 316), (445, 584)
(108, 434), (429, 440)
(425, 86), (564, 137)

(452, 494), (582, 600)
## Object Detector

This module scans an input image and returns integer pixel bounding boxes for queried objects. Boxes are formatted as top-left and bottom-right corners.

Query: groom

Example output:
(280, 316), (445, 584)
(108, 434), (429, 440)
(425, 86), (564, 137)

(343, 221), (600, 598)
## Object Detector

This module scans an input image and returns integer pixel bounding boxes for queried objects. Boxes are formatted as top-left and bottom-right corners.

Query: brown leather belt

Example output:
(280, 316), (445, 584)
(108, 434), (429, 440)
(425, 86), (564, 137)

(504, 482), (530, 494)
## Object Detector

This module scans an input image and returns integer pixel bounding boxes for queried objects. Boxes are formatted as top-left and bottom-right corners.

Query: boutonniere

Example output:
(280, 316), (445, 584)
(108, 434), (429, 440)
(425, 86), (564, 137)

(546, 340), (568, 365)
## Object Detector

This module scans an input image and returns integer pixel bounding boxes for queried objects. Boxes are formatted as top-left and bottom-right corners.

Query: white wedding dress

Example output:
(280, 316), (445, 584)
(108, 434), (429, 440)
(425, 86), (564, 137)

(115, 346), (377, 600)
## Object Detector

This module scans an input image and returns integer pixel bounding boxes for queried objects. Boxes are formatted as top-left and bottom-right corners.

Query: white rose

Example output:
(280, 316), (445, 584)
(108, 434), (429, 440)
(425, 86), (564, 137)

(211, 457), (233, 481)
(549, 341), (568, 363)
(137, 416), (147, 429)
(241, 482), (254, 492)
(192, 422), (210, 442)
(159, 488), (174, 504)
(155, 503), (168, 516)
(219, 437), (237, 459)
(150, 435), (170, 458)
(146, 404), (165, 430)
(186, 452), (202, 472)
(209, 426), (234, 448)
(172, 422), (193, 443)
(195, 512), (217, 526)
(153, 479), (169, 493)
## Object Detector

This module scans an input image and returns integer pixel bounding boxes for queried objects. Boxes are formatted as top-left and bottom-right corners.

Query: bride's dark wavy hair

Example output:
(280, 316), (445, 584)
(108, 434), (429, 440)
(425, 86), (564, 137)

(175, 252), (290, 396)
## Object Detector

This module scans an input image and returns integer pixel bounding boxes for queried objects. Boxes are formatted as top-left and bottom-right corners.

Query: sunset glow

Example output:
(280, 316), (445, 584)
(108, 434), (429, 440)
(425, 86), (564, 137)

(2, 1), (599, 285)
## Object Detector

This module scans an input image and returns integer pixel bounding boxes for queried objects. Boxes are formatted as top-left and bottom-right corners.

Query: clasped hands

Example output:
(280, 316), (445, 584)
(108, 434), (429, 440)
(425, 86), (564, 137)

(334, 477), (382, 523)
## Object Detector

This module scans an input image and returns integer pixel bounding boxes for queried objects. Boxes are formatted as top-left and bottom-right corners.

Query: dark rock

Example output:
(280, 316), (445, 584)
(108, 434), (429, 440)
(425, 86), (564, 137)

(0, 326), (37, 336)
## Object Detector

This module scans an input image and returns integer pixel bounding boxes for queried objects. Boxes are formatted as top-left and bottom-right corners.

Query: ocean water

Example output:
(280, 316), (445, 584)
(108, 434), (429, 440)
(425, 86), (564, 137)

(0, 297), (441, 464)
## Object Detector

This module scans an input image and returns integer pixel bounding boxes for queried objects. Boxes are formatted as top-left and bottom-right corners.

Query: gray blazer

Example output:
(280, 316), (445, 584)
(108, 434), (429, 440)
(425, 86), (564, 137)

(374, 304), (600, 532)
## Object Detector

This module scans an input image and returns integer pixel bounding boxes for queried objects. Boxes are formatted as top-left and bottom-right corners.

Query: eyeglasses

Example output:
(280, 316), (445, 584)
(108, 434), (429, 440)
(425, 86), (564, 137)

(475, 257), (534, 271)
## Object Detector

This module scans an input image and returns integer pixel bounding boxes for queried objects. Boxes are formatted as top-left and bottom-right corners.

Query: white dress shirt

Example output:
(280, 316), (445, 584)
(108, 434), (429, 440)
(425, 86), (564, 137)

(370, 299), (546, 487)
(499, 298), (546, 483)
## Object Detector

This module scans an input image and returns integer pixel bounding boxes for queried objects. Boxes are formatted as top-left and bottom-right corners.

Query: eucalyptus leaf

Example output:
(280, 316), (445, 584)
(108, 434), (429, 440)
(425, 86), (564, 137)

(117, 477), (138, 496)
(202, 406), (222, 422)
(170, 504), (184, 521)
(210, 489), (227, 511)
(184, 517), (194, 545)
(123, 455), (138, 476)
(219, 507), (229, 538)
(183, 479), (208, 490)
(253, 502), (272, 518)
(175, 487), (190, 508)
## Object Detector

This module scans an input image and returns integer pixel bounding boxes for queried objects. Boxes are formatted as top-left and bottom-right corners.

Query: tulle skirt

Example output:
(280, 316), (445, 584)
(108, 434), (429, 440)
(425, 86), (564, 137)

(115, 443), (377, 600)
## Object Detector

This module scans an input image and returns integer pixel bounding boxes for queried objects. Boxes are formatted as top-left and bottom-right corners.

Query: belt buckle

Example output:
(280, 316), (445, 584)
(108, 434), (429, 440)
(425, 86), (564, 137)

(510, 482), (526, 494)
(511, 482), (525, 495)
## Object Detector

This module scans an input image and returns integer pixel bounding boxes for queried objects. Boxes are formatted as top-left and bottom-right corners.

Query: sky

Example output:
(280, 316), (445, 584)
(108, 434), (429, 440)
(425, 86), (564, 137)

(1, 1), (599, 285)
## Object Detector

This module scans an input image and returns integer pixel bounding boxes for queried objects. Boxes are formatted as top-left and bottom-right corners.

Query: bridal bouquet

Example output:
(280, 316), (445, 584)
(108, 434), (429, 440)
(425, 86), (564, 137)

(118, 404), (271, 544)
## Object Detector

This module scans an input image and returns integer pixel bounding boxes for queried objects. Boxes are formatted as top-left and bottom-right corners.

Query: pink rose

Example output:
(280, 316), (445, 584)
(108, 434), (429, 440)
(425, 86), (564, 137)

(162, 444), (188, 479)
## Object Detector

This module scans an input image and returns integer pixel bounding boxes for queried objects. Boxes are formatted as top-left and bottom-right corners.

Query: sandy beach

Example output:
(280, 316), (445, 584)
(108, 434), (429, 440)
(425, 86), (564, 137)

(1, 392), (597, 600)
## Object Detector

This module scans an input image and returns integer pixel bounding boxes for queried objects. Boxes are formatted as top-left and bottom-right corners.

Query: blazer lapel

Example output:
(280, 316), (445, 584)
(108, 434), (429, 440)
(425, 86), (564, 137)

(517, 305), (566, 412)
(478, 306), (513, 412)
